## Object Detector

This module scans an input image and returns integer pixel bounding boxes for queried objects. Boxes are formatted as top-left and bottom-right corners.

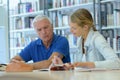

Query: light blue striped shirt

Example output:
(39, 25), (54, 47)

(76, 29), (120, 68)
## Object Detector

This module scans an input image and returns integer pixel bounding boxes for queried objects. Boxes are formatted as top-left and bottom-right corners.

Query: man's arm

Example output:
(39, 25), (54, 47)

(30, 52), (63, 70)
(6, 52), (63, 72)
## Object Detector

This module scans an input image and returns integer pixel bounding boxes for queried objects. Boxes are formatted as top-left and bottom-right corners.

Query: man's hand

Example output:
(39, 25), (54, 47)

(10, 56), (23, 63)
(52, 56), (63, 64)
(6, 60), (33, 72)
(49, 56), (74, 71)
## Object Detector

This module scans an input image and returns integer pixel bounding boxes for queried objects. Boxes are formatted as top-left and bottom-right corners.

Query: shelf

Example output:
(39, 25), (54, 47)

(114, 9), (120, 11)
(48, 2), (93, 11)
(102, 26), (120, 30)
(114, 50), (120, 54)
(100, 0), (120, 3)
(10, 28), (35, 33)
(10, 10), (43, 18)
(10, 26), (70, 33)
(10, 47), (24, 50)
(54, 26), (69, 30)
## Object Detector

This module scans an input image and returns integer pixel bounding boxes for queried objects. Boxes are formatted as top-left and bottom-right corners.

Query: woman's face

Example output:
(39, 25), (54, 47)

(69, 22), (83, 37)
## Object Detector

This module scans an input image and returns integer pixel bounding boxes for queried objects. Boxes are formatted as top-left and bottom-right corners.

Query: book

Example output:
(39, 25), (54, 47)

(106, 2), (114, 26)
(18, 2), (32, 14)
(15, 18), (23, 29)
(101, 4), (107, 27)
(74, 67), (120, 72)
(0, 64), (7, 71)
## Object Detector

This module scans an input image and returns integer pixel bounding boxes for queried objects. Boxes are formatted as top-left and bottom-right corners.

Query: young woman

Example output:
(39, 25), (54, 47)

(52, 8), (120, 69)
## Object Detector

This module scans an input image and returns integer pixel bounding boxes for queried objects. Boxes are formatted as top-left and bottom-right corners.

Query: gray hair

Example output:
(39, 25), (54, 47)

(32, 15), (52, 27)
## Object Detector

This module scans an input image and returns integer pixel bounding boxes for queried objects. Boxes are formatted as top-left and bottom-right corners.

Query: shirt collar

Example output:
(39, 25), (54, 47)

(36, 33), (55, 46)
(84, 28), (94, 47)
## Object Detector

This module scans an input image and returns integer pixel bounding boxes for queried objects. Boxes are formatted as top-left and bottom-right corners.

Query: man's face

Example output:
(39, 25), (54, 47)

(34, 19), (53, 42)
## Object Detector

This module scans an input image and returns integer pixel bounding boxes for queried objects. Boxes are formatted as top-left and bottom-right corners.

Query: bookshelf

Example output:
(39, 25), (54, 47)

(100, 0), (120, 54)
(9, 0), (120, 61)
(9, 0), (96, 61)
(48, 0), (95, 49)
(47, 0), (96, 63)
(9, 0), (43, 59)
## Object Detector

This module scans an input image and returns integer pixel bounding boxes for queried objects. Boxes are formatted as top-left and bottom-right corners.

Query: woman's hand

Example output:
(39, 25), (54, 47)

(49, 56), (74, 71)
(73, 62), (81, 67)
(64, 63), (74, 70)
(73, 62), (95, 68)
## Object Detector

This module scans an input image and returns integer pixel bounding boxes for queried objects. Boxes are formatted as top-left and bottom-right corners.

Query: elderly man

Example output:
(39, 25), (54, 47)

(6, 15), (70, 72)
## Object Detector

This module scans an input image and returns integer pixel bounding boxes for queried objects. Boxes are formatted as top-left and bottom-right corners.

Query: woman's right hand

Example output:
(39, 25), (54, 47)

(64, 63), (74, 70)
(50, 56), (74, 70)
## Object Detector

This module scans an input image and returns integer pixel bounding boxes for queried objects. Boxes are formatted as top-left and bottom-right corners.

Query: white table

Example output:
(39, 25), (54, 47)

(0, 70), (120, 80)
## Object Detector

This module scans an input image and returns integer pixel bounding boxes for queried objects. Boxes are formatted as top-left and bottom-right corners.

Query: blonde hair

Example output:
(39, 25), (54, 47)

(70, 8), (96, 31)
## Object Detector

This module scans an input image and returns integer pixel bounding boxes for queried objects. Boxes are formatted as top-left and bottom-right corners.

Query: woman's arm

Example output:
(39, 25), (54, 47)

(94, 34), (120, 68)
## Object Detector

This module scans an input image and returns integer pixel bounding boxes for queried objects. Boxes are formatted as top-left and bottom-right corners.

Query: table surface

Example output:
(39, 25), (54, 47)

(0, 70), (120, 80)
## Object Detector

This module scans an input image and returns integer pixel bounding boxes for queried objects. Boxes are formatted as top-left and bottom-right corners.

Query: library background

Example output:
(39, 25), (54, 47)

(0, 0), (120, 63)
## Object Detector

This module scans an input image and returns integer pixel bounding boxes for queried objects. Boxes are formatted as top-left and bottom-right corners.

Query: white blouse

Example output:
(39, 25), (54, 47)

(76, 29), (120, 68)
(81, 54), (86, 62)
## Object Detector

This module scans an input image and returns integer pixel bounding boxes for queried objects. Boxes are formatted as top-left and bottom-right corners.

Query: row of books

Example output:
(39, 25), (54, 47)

(51, 29), (77, 47)
(106, 37), (120, 52)
(102, 30), (120, 51)
(18, 2), (33, 14)
(52, 0), (93, 8)
(101, 2), (113, 27)
(51, 2), (120, 29)
(17, 0), (45, 14)
(15, 17), (34, 29)
(101, 2), (120, 27)
(10, 29), (77, 48)
(10, 34), (38, 48)
(50, 11), (69, 28)
(115, 2), (120, 26)
(102, 30), (114, 48)
(109, 36), (120, 52)
(15, 0), (93, 14)
(13, 1), (120, 30)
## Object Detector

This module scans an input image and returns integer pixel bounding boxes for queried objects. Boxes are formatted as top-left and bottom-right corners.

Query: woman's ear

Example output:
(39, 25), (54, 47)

(83, 25), (89, 31)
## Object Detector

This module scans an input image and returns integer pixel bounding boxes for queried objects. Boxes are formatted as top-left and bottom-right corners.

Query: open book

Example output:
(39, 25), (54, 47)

(39, 64), (65, 71)
(0, 64), (7, 71)
(74, 67), (120, 72)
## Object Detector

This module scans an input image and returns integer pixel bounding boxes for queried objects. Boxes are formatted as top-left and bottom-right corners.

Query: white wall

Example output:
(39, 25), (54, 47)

(0, 0), (9, 63)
